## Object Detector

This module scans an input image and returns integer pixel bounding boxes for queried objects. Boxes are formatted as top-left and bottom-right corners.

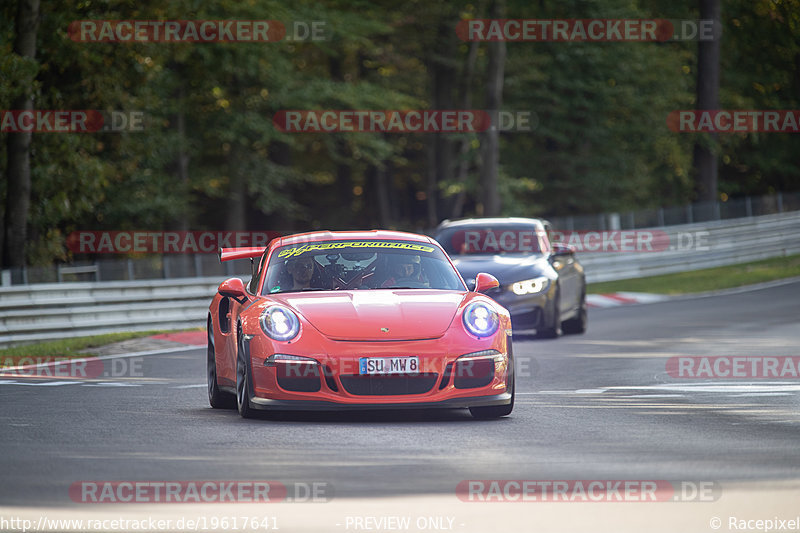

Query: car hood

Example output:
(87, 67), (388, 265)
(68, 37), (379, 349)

(271, 290), (465, 341)
(450, 254), (550, 285)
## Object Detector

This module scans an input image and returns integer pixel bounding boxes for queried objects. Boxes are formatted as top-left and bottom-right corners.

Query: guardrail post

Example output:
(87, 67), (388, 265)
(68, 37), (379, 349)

(194, 254), (203, 277)
(686, 204), (693, 224)
(608, 212), (621, 231)
(778, 192), (784, 213)
(127, 259), (135, 280)
(745, 196), (752, 217)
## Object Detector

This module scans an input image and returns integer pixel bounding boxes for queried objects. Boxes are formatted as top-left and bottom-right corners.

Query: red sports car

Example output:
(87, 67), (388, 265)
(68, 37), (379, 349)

(207, 230), (514, 418)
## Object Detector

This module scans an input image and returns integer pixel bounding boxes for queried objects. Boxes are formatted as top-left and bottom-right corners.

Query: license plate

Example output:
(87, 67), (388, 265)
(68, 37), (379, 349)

(359, 356), (420, 375)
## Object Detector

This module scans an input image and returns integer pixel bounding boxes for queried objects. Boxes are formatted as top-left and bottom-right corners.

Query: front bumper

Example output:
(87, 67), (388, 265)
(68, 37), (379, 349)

(491, 290), (549, 330)
(242, 328), (512, 410)
(249, 391), (512, 411)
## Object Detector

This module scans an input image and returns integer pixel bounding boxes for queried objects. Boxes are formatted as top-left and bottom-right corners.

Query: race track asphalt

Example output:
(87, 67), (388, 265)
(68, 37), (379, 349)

(1, 280), (798, 532)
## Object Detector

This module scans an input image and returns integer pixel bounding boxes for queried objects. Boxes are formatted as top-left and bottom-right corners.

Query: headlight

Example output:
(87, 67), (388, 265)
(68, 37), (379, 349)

(462, 302), (499, 338)
(259, 305), (300, 341)
(511, 276), (549, 295)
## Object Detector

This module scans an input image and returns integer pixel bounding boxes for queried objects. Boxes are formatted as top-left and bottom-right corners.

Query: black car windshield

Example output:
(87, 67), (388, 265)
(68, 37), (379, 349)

(261, 240), (465, 294)
(436, 226), (550, 256)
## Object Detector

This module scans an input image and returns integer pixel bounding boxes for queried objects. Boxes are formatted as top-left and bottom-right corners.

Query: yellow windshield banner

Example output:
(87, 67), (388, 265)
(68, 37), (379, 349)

(277, 241), (435, 258)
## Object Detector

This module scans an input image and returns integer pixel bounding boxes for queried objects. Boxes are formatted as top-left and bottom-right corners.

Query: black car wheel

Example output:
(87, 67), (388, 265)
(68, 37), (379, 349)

(535, 286), (560, 339)
(562, 290), (588, 335)
(236, 328), (256, 419)
(207, 317), (235, 409)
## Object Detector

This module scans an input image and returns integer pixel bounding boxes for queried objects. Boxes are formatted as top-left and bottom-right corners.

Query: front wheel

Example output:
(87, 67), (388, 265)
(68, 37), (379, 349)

(208, 318), (235, 409)
(236, 332), (256, 419)
(562, 291), (588, 335)
(535, 287), (560, 339)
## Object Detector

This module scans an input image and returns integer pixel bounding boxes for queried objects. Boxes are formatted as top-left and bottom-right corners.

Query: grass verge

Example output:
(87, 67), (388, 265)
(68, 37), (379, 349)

(587, 253), (800, 295)
(0, 329), (200, 364)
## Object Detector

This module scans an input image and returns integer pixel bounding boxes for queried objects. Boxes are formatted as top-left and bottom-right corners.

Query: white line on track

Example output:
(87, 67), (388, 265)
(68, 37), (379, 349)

(81, 382), (142, 387)
(0, 344), (200, 374)
(0, 380), (82, 386)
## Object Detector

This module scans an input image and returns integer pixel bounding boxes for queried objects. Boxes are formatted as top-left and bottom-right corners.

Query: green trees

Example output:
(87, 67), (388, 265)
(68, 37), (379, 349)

(1, 0), (797, 267)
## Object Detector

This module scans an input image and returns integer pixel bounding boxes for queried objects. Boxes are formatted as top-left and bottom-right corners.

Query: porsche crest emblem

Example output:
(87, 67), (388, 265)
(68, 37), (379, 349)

(381, 327), (389, 333)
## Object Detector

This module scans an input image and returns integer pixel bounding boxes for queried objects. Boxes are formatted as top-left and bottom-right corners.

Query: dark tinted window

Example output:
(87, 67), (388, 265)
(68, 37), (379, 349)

(436, 226), (549, 256)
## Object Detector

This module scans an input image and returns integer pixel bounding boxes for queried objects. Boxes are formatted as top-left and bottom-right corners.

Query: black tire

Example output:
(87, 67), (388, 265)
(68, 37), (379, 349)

(562, 291), (588, 335)
(470, 347), (515, 419)
(236, 328), (256, 419)
(207, 317), (235, 409)
(535, 287), (560, 339)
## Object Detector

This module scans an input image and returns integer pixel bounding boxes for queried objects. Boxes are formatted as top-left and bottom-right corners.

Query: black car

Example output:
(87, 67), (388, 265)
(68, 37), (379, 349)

(435, 217), (587, 338)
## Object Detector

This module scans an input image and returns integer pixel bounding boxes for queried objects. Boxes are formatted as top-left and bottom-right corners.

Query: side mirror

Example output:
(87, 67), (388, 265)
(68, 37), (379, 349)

(551, 243), (574, 257)
(474, 272), (500, 293)
(218, 277), (248, 302)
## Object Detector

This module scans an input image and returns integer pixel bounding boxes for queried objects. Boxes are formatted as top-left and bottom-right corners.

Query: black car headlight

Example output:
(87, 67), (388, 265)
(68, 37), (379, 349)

(511, 276), (549, 295)
(462, 302), (500, 338)
(259, 305), (300, 341)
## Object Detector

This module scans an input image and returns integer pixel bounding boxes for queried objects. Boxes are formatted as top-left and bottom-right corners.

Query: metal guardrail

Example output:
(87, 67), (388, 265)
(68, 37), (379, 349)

(577, 211), (800, 283)
(2, 191), (797, 287)
(0, 278), (226, 346)
(0, 211), (798, 346)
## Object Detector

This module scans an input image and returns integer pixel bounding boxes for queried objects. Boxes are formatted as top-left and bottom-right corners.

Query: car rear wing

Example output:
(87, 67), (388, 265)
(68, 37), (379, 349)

(218, 247), (267, 262)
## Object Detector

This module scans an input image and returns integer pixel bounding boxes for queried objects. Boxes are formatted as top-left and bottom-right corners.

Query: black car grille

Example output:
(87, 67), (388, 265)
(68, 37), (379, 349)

(510, 308), (542, 330)
(340, 373), (439, 396)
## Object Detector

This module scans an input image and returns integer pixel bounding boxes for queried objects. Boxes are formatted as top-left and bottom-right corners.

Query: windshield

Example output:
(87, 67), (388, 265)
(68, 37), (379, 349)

(261, 240), (465, 294)
(436, 226), (550, 256)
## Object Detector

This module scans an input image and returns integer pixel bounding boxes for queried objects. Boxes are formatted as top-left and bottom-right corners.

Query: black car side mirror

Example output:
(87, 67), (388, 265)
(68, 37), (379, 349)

(550, 243), (574, 259)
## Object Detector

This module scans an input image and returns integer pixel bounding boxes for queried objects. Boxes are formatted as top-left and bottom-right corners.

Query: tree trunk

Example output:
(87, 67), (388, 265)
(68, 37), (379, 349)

(2, 0), (39, 269)
(450, 37), (480, 219)
(226, 164), (247, 231)
(426, 18), (458, 227)
(692, 0), (721, 202)
(371, 165), (392, 228)
(480, 0), (505, 217)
